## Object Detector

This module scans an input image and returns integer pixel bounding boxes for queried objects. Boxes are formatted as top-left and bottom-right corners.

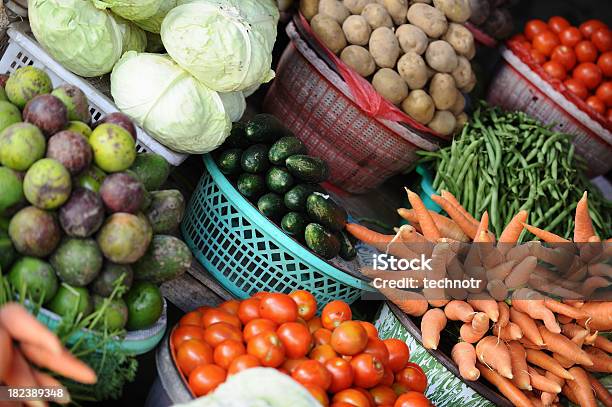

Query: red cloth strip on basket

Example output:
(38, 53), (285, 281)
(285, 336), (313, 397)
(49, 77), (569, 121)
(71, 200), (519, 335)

(297, 13), (447, 140)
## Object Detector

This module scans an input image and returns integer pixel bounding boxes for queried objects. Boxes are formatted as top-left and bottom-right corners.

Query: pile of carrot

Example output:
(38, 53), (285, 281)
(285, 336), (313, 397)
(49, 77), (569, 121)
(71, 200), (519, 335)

(346, 188), (612, 407)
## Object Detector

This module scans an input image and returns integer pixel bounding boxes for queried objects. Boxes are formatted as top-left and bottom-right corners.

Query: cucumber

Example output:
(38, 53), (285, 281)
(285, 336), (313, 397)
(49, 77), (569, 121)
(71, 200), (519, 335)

(266, 167), (294, 194)
(286, 155), (329, 183)
(306, 193), (347, 232)
(304, 223), (340, 260)
(284, 184), (324, 212)
(257, 193), (285, 219)
(281, 212), (308, 236)
(338, 230), (357, 261)
(237, 173), (266, 199)
(224, 122), (251, 149)
(268, 136), (307, 165)
(241, 144), (270, 174)
(245, 114), (292, 143)
(216, 148), (243, 175)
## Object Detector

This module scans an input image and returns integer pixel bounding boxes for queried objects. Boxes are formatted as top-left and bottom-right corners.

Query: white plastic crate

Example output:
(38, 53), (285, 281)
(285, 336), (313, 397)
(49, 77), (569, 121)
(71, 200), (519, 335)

(0, 24), (188, 166)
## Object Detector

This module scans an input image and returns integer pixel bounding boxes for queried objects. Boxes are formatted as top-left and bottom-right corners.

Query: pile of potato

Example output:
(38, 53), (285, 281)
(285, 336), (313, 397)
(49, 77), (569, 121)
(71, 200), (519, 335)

(300, 0), (477, 136)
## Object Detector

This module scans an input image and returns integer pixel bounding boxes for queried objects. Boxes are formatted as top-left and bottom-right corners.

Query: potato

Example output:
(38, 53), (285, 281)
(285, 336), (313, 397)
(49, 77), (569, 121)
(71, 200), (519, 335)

(402, 90), (435, 124)
(449, 92), (465, 115)
(319, 0), (351, 24)
(451, 56), (473, 88)
(428, 110), (456, 136)
(396, 24), (428, 55)
(429, 73), (458, 110)
(372, 68), (409, 105)
(343, 0), (373, 14)
(425, 40), (458, 73)
(397, 52), (428, 89)
(361, 3), (394, 29)
(342, 15), (372, 45)
(382, 0), (408, 25)
(468, 0), (489, 25)
(369, 27), (400, 68)
(455, 112), (468, 132)
(407, 3), (448, 38)
(340, 45), (376, 77)
(443, 23), (475, 58)
(311, 14), (348, 54)
(300, 0), (319, 20)
(432, 0), (471, 23)
(410, 0), (432, 3)
(460, 69), (477, 93)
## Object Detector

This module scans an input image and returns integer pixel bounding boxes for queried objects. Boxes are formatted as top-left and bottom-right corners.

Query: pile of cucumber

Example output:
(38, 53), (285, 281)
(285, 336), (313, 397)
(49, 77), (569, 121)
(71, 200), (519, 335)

(215, 114), (356, 261)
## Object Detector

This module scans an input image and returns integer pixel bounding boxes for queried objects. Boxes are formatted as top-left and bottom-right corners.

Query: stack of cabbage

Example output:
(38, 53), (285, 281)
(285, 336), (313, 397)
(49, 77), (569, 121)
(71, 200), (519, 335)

(28, 0), (279, 154)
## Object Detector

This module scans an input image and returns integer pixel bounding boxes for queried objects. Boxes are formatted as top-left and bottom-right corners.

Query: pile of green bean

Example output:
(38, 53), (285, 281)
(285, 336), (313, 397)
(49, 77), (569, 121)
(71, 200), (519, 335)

(418, 102), (611, 240)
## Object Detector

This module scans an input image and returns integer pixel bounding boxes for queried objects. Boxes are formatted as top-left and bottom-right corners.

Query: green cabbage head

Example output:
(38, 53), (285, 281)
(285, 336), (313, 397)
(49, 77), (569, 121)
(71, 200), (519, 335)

(161, 0), (279, 92)
(29, 0), (124, 77)
(93, 0), (163, 21)
(134, 0), (177, 33)
(115, 16), (148, 54)
(111, 52), (232, 154)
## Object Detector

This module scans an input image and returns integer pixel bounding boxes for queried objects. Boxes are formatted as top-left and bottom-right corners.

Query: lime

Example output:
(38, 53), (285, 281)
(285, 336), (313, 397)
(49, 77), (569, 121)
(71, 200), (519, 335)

(65, 121), (92, 139)
(0, 167), (24, 215)
(8, 257), (58, 303)
(76, 165), (106, 193)
(47, 284), (92, 319)
(124, 281), (162, 331)
(92, 295), (128, 331)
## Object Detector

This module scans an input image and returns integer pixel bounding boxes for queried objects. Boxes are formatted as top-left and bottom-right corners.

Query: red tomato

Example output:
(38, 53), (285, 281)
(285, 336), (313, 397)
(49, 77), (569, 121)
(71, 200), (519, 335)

(579, 20), (607, 39)
(575, 40), (599, 63)
(176, 339), (213, 376)
(201, 309), (241, 329)
(227, 354), (260, 375)
(354, 388), (376, 406)
(543, 60), (567, 80)
(243, 318), (278, 342)
(325, 357), (354, 393)
(289, 290), (318, 321)
(259, 293), (298, 324)
(310, 344), (339, 364)
(350, 354), (385, 389)
(560, 27), (583, 47)
(363, 337), (390, 366)
(395, 363), (428, 393)
(283, 358), (309, 374)
(305, 385), (330, 407)
(252, 291), (270, 299)
(586, 95), (606, 114)
(525, 19), (549, 41)
(370, 385), (398, 406)
(607, 108), (612, 121)
(189, 364), (227, 396)
(276, 322), (313, 359)
(533, 31), (560, 56)
(564, 78), (589, 99)
(218, 299), (241, 316)
(308, 316), (323, 334)
(392, 382), (410, 396)
(384, 339), (410, 373)
(203, 322), (242, 347)
(598, 51), (612, 76)
(551, 45), (577, 70)
(394, 391), (432, 407)
(510, 33), (528, 43)
(330, 403), (357, 407)
(213, 339), (246, 369)
(331, 321), (369, 356)
(381, 367), (394, 386)
(359, 321), (378, 339)
(593, 28), (612, 53)
(237, 298), (261, 324)
(332, 389), (372, 407)
(179, 311), (203, 327)
(573, 62), (603, 89)
(322, 301), (352, 330)
(530, 48), (547, 65)
(313, 328), (333, 346)
(548, 16), (570, 34)
(172, 325), (205, 349)
(292, 360), (332, 390)
(596, 81), (612, 106)
(246, 331), (286, 367)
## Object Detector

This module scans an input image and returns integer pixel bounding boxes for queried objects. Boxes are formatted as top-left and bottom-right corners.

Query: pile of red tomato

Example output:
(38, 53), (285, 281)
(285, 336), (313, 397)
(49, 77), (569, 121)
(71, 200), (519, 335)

(171, 291), (433, 407)
(511, 17), (612, 120)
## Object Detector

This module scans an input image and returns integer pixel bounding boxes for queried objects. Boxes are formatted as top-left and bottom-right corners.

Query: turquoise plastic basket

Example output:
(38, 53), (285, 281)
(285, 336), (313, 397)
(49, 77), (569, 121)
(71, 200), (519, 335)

(181, 155), (373, 306)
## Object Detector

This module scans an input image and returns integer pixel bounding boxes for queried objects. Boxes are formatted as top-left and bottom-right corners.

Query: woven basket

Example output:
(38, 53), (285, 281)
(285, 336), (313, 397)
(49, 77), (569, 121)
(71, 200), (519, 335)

(487, 46), (612, 176)
(263, 21), (441, 194)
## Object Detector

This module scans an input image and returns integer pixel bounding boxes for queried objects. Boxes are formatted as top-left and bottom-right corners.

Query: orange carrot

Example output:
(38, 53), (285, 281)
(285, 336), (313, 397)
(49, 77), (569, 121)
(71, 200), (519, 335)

(538, 326), (593, 366)
(507, 341), (531, 390)
(583, 346), (612, 373)
(486, 260), (517, 282)
(574, 192), (596, 243)
(512, 289), (561, 334)
(527, 367), (562, 393)
(562, 383), (580, 404)
(406, 188), (441, 241)
(477, 362), (535, 407)
(430, 195), (478, 239)
(505, 256), (538, 289)
(487, 280), (508, 302)
(460, 312), (489, 343)
(0, 327), (11, 383)
(567, 367), (597, 407)
(4, 346), (38, 388)
(498, 301), (510, 327)
(553, 352), (575, 369)
(578, 302), (612, 331)
(507, 243), (533, 263)
(593, 333), (612, 354)
(557, 315), (573, 325)
(452, 342), (480, 381)
(397, 224), (428, 244)
(542, 372), (564, 407)
(587, 371), (612, 407)
(20, 343), (97, 384)
(476, 336), (513, 379)
(510, 308), (545, 346)
(493, 322), (523, 341)
(468, 294), (499, 322)
(499, 210), (528, 248)
(522, 223), (570, 243)
(421, 308), (447, 350)
(0, 303), (63, 355)
(544, 297), (588, 320)
(378, 286), (429, 317)
(581, 276), (611, 297)
(525, 349), (574, 380)
(444, 300), (475, 323)
(441, 190), (479, 225)
(397, 208), (470, 242)
(588, 263), (612, 278)
(345, 223), (393, 250)
(474, 212), (491, 243)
